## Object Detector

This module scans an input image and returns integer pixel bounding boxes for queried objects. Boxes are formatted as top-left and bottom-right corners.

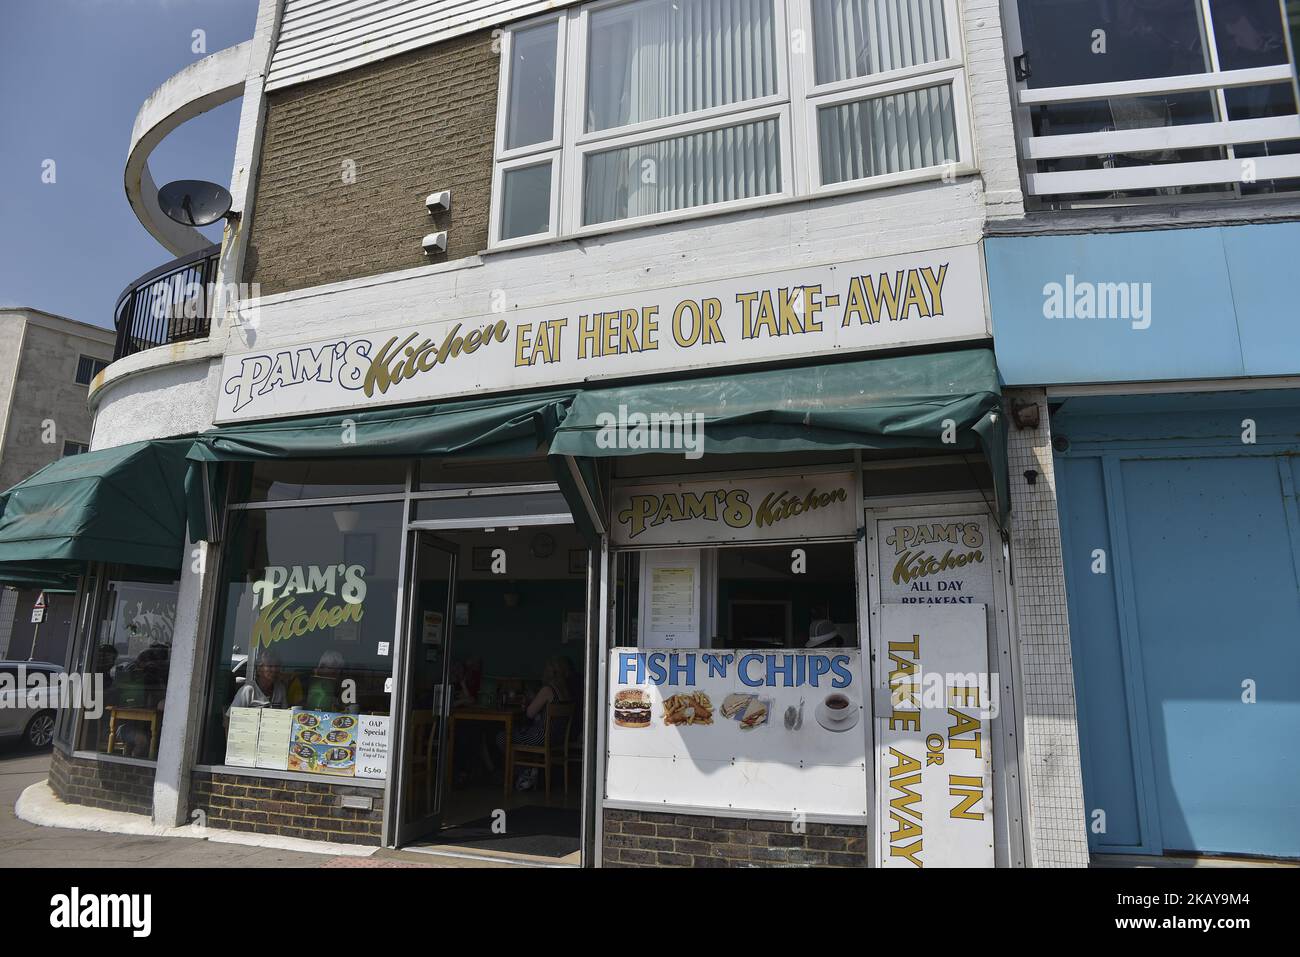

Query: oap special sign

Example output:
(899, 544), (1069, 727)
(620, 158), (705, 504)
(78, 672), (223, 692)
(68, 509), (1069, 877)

(606, 649), (868, 817)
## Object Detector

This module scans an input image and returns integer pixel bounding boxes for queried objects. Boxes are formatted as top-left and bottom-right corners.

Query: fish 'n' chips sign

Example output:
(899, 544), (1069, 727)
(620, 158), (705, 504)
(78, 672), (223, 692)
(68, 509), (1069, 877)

(215, 246), (986, 422)
(607, 649), (869, 816)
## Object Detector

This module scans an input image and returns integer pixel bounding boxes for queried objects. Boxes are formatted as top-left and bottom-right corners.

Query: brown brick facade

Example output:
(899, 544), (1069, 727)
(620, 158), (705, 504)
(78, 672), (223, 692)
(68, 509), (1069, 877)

(602, 808), (870, 867)
(189, 770), (384, 845)
(244, 29), (499, 295)
(49, 746), (156, 816)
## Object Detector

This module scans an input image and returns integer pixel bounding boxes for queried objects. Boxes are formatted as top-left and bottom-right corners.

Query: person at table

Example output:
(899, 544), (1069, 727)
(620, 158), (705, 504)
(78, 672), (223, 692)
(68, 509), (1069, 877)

(494, 658), (572, 790)
(113, 643), (170, 758)
(230, 649), (287, 710)
(304, 650), (355, 713)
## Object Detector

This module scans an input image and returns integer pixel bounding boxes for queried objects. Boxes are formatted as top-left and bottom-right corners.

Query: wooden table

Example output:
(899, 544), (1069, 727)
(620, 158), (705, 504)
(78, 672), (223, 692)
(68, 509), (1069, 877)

(105, 706), (161, 760)
(446, 707), (516, 796)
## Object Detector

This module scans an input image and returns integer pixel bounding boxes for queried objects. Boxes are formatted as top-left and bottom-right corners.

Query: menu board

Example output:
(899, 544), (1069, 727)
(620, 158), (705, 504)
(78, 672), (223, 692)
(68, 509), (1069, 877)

(288, 709), (359, 777)
(639, 549), (700, 647)
(355, 715), (390, 779)
(224, 708), (261, 768)
(255, 709), (293, 771)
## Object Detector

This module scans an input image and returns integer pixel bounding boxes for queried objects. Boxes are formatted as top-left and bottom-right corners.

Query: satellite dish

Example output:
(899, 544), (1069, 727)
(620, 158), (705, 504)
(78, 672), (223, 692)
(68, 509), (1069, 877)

(157, 179), (233, 227)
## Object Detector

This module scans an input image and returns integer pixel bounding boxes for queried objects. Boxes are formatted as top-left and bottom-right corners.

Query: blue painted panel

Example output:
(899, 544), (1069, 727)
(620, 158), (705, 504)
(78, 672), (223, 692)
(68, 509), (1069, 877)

(1118, 456), (1300, 857)
(987, 223), (1300, 386)
(1221, 223), (1300, 378)
(1057, 456), (1146, 850)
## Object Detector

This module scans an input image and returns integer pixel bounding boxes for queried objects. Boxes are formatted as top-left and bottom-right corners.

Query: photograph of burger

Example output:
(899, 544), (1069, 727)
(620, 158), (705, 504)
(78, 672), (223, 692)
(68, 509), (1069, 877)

(613, 688), (652, 728)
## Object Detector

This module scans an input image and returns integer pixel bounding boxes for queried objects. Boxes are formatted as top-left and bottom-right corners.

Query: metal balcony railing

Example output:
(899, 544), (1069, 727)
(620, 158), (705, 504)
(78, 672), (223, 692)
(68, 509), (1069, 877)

(113, 244), (222, 361)
(1018, 65), (1300, 206)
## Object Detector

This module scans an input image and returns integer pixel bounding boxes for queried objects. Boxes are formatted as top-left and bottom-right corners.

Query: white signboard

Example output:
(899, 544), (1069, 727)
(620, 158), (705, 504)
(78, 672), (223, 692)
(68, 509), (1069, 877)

(614, 472), (857, 547)
(875, 604), (994, 868)
(354, 714), (390, 780)
(606, 648), (868, 817)
(216, 246), (987, 423)
(878, 515), (994, 606)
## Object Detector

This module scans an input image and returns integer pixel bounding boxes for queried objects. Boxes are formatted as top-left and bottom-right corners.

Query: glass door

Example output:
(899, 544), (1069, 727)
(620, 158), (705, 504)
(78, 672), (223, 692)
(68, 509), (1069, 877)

(393, 531), (458, 846)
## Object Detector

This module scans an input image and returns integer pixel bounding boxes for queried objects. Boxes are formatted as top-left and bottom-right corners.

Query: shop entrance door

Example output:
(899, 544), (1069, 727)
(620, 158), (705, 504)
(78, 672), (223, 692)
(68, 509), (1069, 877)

(392, 531), (458, 846)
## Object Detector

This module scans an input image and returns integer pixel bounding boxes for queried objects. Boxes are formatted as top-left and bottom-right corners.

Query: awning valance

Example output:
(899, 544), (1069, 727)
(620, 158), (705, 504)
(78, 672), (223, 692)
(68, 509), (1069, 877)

(550, 348), (1009, 526)
(185, 390), (580, 540)
(0, 440), (191, 584)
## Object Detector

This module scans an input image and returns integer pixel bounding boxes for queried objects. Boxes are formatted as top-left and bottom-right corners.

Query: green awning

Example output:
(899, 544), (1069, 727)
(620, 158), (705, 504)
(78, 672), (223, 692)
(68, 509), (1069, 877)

(550, 348), (1009, 527)
(0, 440), (191, 583)
(186, 390), (579, 540)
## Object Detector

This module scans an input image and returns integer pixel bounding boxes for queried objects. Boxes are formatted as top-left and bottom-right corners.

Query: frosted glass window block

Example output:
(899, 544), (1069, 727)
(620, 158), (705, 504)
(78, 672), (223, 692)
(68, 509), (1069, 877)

(506, 21), (558, 150)
(811, 0), (949, 86)
(818, 82), (956, 185)
(500, 162), (553, 240)
(586, 0), (779, 133)
(583, 117), (782, 225)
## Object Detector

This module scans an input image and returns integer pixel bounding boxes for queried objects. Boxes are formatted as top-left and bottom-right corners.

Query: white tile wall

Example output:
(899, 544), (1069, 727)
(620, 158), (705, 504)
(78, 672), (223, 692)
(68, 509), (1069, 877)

(1005, 388), (1090, 867)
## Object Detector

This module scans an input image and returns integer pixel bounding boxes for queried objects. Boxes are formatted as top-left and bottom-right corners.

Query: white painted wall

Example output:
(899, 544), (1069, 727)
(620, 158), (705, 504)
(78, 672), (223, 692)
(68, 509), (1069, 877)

(90, 358), (221, 451)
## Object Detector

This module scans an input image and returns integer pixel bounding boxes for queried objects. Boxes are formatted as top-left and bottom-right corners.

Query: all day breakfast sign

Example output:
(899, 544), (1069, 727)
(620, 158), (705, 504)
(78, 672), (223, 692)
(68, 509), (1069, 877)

(215, 245), (986, 423)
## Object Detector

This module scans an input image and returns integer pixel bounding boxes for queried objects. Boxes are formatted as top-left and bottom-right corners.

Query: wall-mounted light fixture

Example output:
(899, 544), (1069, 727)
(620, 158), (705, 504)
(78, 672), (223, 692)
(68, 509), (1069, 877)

(422, 231), (447, 255)
(426, 190), (451, 213)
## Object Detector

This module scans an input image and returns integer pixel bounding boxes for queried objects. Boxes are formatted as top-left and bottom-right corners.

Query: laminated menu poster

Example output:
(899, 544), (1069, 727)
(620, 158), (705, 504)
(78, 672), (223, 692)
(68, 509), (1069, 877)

(287, 709), (358, 777)
(224, 708), (261, 768)
(255, 709), (293, 771)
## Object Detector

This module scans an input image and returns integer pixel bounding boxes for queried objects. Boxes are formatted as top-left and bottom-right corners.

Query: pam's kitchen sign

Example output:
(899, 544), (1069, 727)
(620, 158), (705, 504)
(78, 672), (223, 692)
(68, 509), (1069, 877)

(612, 472), (857, 547)
(215, 245), (986, 423)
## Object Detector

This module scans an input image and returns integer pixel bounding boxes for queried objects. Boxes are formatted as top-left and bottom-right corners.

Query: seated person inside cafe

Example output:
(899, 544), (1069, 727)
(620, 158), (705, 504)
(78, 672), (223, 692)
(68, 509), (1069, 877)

(109, 642), (170, 758)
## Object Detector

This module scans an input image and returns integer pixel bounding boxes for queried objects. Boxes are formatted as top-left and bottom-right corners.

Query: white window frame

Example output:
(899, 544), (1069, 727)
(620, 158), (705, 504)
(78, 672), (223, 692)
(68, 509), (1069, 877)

(489, 0), (976, 249)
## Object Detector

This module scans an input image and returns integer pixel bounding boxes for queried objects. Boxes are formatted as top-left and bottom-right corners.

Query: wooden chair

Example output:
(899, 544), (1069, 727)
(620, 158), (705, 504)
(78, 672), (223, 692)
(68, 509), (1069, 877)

(407, 711), (438, 814)
(564, 709), (583, 796)
(510, 702), (573, 799)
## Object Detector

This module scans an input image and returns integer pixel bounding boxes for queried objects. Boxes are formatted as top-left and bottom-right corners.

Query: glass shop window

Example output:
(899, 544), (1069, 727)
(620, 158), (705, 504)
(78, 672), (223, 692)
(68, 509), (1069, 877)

(198, 501), (404, 772)
(615, 542), (858, 650)
(77, 568), (180, 761)
(231, 458), (408, 504)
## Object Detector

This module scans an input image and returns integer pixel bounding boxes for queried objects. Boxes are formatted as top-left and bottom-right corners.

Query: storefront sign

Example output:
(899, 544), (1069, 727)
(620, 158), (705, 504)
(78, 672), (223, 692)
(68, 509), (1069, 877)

(874, 604), (994, 867)
(249, 564), (368, 652)
(878, 515), (994, 605)
(215, 246), (987, 423)
(613, 472), (857, 547)
(606, 648), (868, 817)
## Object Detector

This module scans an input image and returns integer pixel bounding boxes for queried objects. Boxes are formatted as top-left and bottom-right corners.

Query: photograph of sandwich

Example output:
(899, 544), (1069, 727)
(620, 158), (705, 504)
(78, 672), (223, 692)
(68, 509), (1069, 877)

(613, 688), (652, 728)
(739, 697), (770, 731)
(720, 693), (770, 730)
(663, 691), (714, 726)
(721, 693), (755, 719)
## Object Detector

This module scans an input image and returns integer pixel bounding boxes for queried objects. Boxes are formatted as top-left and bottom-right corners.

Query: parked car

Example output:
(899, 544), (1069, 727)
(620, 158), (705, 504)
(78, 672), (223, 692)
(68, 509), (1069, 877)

(0, 660), (63, 748)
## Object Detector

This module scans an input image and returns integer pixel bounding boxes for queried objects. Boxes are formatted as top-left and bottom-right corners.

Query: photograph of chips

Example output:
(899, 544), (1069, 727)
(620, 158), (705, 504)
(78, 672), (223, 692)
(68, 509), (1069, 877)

(662, 691), (714, 726)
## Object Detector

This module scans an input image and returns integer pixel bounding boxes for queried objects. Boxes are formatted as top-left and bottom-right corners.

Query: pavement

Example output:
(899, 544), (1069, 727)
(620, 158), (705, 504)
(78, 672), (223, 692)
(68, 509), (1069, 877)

(0, 743), (375, 868)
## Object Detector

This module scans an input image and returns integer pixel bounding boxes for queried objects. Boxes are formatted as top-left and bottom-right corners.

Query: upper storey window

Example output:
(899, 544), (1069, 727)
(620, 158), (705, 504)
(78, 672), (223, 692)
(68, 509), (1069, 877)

(491, 0), (972, 248)
(1012, 0), (1300, 205)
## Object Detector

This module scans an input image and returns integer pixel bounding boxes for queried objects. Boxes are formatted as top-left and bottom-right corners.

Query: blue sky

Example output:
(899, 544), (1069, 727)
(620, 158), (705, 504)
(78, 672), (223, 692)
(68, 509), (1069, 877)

(0, 0), (260, 329)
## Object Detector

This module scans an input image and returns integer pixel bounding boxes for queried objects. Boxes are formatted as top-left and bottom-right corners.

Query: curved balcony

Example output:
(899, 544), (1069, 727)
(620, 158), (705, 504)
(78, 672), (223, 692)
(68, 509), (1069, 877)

(113, 245), (222, 360)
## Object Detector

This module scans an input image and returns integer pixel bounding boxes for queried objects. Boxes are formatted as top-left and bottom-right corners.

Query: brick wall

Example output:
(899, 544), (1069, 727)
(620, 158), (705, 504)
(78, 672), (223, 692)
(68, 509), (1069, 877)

(189, 770), (384, 845)
(244, 29), (498, 295)
(602, 808), (869, 867)
(49, 747), (156, 816)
